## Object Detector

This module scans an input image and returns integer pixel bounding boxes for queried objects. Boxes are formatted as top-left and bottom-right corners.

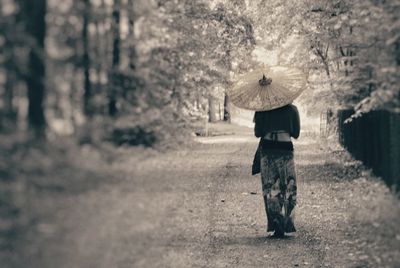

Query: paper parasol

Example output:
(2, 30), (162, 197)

(228, 66), (307, 111)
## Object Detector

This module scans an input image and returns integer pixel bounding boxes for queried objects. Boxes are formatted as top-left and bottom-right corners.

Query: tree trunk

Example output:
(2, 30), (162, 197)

(127, 0), (137, 71)
(112, 1), (120, 67)
(83, 0), (92, 116)
(68, 64), (80, 133)
(108, 0), (120, 117)
(4, 70), (17, 127)
(94, 18), (102, 90)
(24, 0), (47, 136)
(223, 93), (231, 123)
(1, 69), (17, 131)
(208, 96), (217, 123)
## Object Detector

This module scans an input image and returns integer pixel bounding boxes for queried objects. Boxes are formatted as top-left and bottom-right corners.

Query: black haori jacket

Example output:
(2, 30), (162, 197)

(251, 104), (300, 175)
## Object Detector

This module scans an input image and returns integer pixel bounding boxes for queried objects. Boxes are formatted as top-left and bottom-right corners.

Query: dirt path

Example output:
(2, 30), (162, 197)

(22, 125), (400, 268)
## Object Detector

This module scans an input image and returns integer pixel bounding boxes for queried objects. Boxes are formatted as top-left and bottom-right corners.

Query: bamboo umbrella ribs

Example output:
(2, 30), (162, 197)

(228, 66), (307, 111)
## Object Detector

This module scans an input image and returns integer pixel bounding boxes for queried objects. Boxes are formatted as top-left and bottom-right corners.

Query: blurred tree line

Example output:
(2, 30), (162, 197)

(308, 0), (400, 118)
(247, 0), (400, 116)
(1, 0), (399, 144)
(0, 0), (255, 144)
(233, 0), (399, 119)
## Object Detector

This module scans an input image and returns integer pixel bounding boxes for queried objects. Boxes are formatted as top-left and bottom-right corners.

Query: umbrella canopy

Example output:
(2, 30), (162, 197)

(228, 66), (307, 111)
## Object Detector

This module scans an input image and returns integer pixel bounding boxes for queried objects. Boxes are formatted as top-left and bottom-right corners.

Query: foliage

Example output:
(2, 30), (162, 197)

(303, 0), (400, 115)
(1, 0), (399, 141)
(0, 0), (257, 145)
(130, 0), (256, 142)
(242, 0), (399, 116)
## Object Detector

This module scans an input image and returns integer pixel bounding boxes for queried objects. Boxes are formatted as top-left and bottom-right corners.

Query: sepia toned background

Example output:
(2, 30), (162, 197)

(0, 0), (399, 267)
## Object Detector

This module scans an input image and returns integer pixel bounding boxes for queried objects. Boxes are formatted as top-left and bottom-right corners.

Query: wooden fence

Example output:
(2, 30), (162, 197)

(338, 109), (400, 189)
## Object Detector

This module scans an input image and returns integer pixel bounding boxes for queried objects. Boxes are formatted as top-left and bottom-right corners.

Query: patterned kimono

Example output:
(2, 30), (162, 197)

(253, 105), (300, 235)
(260, 148), (297, 234)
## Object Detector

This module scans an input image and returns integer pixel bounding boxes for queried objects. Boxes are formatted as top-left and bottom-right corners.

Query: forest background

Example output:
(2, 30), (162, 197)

(0, 0), (400, 264)
(1, 0), (399, 143)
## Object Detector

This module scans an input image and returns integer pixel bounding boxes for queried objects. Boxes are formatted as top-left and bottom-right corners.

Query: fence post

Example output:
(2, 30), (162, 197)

(381, 111), (391, 185)
(337, 109), (399, 189)
(389, 112), (400, 189)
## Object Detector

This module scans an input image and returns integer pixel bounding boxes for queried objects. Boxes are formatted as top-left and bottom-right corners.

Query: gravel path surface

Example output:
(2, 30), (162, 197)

(17, 125), (400, 268)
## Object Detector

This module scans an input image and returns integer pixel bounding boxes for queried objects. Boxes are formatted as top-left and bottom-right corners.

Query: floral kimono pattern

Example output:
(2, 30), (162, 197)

(260, 149), (297, 234)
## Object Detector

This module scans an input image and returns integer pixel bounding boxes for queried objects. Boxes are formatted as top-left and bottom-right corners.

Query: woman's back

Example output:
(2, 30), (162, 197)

(254, 104), (300, 139)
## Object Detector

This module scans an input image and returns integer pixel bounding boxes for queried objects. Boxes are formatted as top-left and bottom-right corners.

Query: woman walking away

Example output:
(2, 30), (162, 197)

(254, 104), (300, 238)
(227, 66), (306, 238)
